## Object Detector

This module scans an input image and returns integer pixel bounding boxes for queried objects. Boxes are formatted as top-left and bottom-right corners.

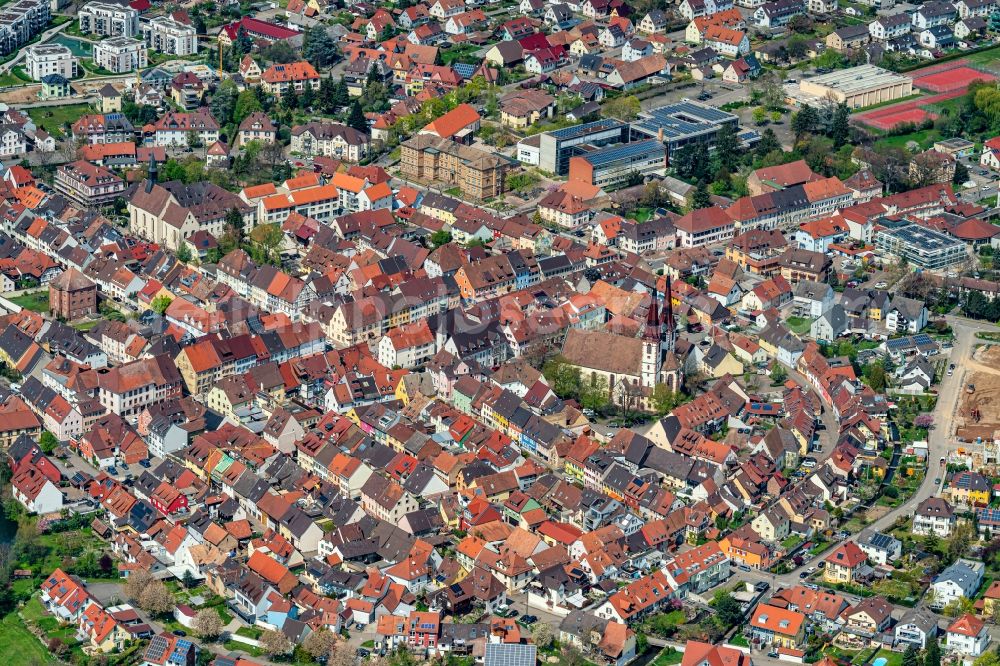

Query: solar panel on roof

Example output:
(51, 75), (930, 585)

(147, 635), (169, 661)
(453, 63), (476, 79)
(485, 643), (538, 666)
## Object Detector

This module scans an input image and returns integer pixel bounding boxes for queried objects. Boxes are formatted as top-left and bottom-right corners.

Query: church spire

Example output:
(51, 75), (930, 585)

(642, 288), (660, 341)
(145, 153), (158, 194)
(662, 275), (675, 349)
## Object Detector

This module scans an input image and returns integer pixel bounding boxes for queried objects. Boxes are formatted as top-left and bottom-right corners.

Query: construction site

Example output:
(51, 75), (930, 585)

(955, 344), (1000, 447)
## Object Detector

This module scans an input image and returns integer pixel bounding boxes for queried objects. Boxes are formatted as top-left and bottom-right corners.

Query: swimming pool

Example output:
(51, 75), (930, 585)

(873, 657), (888, 666)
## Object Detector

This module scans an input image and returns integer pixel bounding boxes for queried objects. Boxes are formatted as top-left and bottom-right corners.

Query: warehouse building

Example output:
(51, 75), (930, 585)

(796, 64), (912, 108)
(874, 219), (968, 269)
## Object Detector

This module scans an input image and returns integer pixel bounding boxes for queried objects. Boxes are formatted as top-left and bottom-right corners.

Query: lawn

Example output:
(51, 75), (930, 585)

(631, 207), (653, 223)
(0, 611), (54, 665)
(9, 291), (49, 313)
(965, 44), (1000, 72)
(71, 319), (99, 331)
(863, 650), (903, 666)
(224, 640), (264, 657)
(236, 626), (263, 639)
(439, 43), (481, 66)
(730, 635), (750, 647)
(786, 316), (813, 335)
(27, 103), (91, 139)
(874, 129), (941, 152)
(653, 648), (683, 666)
(781, 534), (803, 549)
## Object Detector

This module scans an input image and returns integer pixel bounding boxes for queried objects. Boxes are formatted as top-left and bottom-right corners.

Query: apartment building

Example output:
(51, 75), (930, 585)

(78, 1), (139, 36)
(401, 134), (511, 200)
(55, 160), (126, 206)
(93, 36), (147, 73)
(260, 61), (321, 98)
(25, 44), (77, 81)
(290, 122), (370, 162)
(142, 16), (198, 55)
(0, 0), (51, 57)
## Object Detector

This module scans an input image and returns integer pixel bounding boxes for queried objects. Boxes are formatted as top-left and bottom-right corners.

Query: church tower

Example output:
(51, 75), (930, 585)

(660, 275), (676, 353)
(641, 289), (661, 388)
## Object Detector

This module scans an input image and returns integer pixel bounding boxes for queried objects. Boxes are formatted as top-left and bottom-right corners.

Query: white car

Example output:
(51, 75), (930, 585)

(874, 281), (887, 289)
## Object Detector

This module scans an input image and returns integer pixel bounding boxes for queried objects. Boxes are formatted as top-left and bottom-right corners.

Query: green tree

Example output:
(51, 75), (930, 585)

(603, 95), (641, 121)
(282, 85), (298, 111)
(303, 24), (340, 68)
(176, 243), (192, 263)
(151, 295), (173, 315)
(755, 127), (781, 158)
(300, 83), (315, 110)
(430, 230), (453, 248)
(210, 80), (239, 126)
(347, 101), (367, 133)
(954, 160), (970, 185)
(542, 356), (582, 399)
(902, 645), (920, 666)
(652, 383), (680, 415)
(942, 596), (976, 617)
(248, 223), (285, 265)
(712, 591), (743, 628)
(580, 375), (610, 412)
(690, 181), (711, 209)
(770, 361), (787, 384)
(234, 89), (262, 125)
(39, 431), (58, 454)
(225, 207), (245, 244)
(752, 106), (768, 125)
(925, 636), (941, 666)
(830, 103), (850, 148)
(714, 122), (742, 173)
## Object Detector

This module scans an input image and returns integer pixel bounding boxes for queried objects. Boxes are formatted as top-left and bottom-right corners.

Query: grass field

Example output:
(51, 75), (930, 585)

(965, 45), (1000, 72)
(440, 43), (481, 65)
(874, 128), (941, 151)
(786, 316), (813, 335)
(9, 291), (49, 313)
(26, 103), (91, 139)
(0, 611), (53, 665)
(653, 648), (683, 666)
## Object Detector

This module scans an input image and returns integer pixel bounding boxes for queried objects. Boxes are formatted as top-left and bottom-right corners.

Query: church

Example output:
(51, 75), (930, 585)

(560, 276), (684, 411)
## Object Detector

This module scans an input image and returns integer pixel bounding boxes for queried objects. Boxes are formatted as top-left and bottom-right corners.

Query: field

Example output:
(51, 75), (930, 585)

(874, 128), (941, 151)
(0, 611), (54, 666)
(26, 103), (91, 139)
(956, 345), (1000, 441)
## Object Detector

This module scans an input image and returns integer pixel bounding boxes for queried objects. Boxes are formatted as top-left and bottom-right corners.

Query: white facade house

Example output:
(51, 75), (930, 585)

(142, 16), (198, 55)
(856, 531), (902, 565)
(12, 469), (63, 514)
(78, 1), (139, 36)
(913, 497), (956, 537)
(946, 615), (990, 657)
(930, 559), (984, 609)
(0, 126), (27, 158)
(93, 36), (148, 73)
(25, 44), (78, 81)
